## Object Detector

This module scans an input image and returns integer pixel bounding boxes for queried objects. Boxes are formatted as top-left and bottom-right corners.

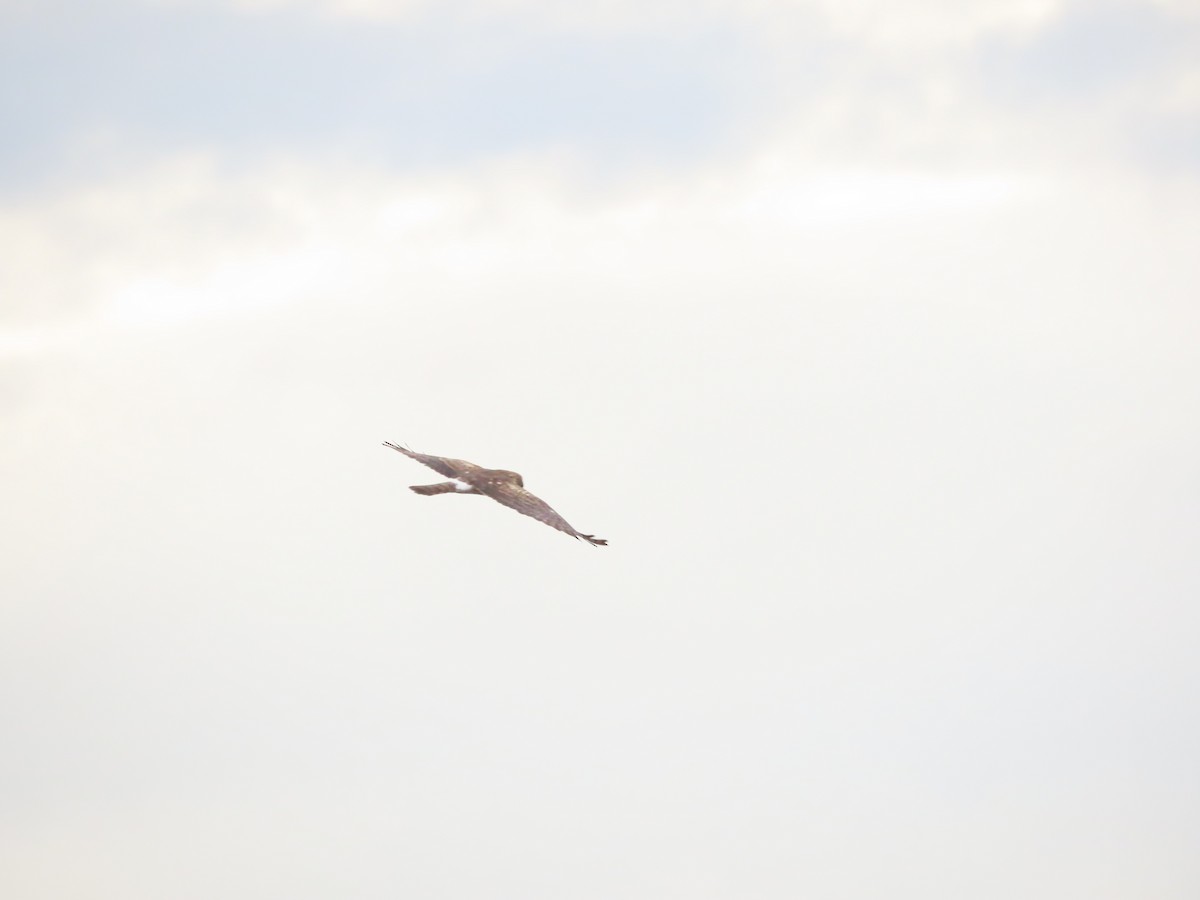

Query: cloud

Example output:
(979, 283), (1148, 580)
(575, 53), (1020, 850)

(3, 7), (1200, 899)
(167, 0), (1067, 48)
(0, 1), (765, 193)
(7, 0), (1197, 203)
(0, 141), (1050, 358)
(0, 154), (317, 327)
(978, 1), (1197, 99)
(970, 2), (1200, 173)
(3, 40), (1200, 894)
(3, 141), (1199, 897)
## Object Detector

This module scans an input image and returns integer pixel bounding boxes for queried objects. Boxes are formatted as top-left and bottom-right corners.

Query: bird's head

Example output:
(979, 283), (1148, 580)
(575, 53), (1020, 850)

(496, 469), (524, 487)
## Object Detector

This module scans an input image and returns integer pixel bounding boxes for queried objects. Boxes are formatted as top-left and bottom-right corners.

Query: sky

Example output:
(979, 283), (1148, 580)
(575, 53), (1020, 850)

(2, 1), (1199, 897)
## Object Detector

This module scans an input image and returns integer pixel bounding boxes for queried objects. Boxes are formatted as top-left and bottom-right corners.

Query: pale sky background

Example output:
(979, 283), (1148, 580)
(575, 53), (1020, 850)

(2, 1), (1199, 897)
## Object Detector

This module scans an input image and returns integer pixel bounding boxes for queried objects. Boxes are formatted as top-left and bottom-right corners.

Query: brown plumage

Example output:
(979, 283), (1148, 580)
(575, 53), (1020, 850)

(383, 442), (607, 546)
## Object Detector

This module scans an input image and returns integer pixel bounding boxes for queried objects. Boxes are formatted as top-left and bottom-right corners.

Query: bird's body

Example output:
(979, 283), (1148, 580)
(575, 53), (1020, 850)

(383, 442), (607, 546)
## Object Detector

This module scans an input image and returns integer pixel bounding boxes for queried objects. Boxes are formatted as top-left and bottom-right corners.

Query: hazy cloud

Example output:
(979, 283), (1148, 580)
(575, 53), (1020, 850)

(3, 2), (1199, 898)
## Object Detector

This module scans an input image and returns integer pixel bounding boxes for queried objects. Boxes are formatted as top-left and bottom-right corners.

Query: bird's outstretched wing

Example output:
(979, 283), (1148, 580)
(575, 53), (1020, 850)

(383, 442), (482, 481)
(480, 481), (608, 546)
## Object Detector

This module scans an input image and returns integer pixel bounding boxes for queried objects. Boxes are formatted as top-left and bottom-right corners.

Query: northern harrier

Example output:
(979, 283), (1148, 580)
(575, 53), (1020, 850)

(383, 442), (608, 546)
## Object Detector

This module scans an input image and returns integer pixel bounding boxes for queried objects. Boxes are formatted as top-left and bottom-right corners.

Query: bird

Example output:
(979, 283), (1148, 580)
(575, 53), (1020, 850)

(383, 442), (608, 546)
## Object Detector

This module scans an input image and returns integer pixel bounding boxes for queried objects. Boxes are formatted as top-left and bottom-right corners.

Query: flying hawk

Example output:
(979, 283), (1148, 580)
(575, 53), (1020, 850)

(383, 442), (607, 546)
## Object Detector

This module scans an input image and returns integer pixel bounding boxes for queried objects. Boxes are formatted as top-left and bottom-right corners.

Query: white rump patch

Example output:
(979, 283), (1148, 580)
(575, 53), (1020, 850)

(452, 479), (474, 492)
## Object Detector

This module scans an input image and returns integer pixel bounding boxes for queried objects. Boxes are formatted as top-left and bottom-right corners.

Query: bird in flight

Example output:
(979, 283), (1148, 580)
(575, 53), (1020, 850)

(383, 442), (608, 546)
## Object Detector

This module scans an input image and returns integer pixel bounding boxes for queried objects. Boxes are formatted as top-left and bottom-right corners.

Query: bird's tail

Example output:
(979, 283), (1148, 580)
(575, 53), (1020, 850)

(410, 482), (466, 495)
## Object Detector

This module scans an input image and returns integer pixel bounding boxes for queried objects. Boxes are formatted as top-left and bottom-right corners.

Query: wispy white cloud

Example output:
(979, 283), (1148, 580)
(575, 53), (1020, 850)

(0, 143), (1052, 360)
